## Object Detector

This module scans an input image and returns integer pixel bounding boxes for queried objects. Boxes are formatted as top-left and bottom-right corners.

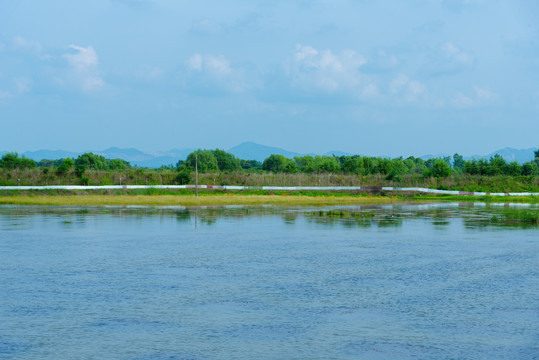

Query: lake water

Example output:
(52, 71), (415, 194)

(0, 204), (538, 359)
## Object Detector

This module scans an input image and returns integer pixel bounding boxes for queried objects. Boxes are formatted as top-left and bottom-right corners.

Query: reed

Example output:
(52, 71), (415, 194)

(493, 209), (539, 224)
(2, 168), (538, 193)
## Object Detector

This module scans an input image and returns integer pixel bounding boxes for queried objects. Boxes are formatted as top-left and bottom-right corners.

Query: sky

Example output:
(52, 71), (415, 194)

(1, 0), (538, 157)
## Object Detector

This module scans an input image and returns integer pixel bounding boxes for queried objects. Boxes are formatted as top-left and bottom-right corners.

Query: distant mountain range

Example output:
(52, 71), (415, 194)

(419, 147), (538, 164)
(1, 143), (537, 168)
(227, 142), (353, 161)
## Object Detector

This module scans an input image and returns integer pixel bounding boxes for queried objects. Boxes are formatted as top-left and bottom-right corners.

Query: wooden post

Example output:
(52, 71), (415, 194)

(195, 153), (198, 197)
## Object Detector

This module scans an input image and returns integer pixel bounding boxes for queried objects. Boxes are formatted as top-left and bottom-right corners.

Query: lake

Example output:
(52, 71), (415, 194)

(0, 204), (538, 359)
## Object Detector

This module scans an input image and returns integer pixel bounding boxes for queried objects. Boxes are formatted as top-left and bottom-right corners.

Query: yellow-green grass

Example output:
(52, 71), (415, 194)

(0, 194), (406, 206)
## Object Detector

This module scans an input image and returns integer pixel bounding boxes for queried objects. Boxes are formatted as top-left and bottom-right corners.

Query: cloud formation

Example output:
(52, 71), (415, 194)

(453, 86), (496, 108)
(183, 54), (244, 94)
(389, 74), (427, 102)
(187, 54), (232, 77)
(287, 44), (367, 93)
(12, 36), (43, 53)
(442, 42), (471, 64)
(63, 45), (104, 91)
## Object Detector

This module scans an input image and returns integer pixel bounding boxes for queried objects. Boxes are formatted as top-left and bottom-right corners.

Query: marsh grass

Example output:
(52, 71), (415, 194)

(1, 187), (538, 206)
(0, 194), (403, 206)
(493, 209), (539, 224)
(2, 168), (539, 193)
(310, 210), (376, 218)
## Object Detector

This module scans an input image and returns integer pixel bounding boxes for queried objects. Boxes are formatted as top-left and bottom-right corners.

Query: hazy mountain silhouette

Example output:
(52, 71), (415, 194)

(3, 143), (536, 168)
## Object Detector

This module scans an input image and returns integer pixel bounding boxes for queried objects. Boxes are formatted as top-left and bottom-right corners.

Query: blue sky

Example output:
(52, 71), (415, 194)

(1, 0), (538, 157)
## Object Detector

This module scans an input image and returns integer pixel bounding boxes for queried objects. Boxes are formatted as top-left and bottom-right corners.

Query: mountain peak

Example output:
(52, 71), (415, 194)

(228, 142), (302, 161)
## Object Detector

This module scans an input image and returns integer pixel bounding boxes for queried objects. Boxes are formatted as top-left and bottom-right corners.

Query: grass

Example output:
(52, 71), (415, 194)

(3, 168), (539, 193)
(0, 193), (403, 206)
(491, 209), (539, 224)
(0, 188), (538, 207)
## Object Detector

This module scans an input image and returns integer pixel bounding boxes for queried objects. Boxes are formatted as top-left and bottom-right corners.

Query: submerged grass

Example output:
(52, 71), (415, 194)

(491, 209), (539, 224)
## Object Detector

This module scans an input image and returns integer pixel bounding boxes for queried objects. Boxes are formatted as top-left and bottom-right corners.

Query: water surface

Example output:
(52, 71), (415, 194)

(0, 204), (538, 359)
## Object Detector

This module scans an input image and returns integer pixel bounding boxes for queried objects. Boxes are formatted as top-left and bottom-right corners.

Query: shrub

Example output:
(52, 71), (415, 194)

(175, 168), (191, 185)
(56, 158), (74, 175)
(430, 159), (451, 178)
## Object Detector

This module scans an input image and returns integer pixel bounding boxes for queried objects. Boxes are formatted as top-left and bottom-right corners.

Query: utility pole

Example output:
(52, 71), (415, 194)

(195, 153), (198, 197)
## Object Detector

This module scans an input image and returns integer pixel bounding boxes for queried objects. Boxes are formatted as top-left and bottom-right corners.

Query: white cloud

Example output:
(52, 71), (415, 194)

(408, 81), (426, 97)
(65, 45), (99, 70)
(442, 42), (471, 64)
(187, 54), (203, 71)
(288, 44), (367, 93)
(187, 54), (232, 77)
(474, 86), (494, 100)
(136, 65), (163, 82)
(11, 36), (51, 59)
(389, 74), (427, 102)
(0, 77), (31, 103)
(390, 74), (409, 94)
(184, 53), (244, 94)
(63, 45), (104, 91)
(452, 85), (496, 108)
(361, 84), (378, 97)
(453, 94), (474, 107)
(13, 36), (43, 53)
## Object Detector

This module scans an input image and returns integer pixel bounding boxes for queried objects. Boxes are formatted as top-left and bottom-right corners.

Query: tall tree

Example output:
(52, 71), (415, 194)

(186, 150), (218, 172)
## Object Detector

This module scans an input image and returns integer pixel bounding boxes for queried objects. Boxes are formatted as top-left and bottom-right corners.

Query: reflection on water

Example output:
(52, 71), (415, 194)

(0, 203), (538, 359)
(1, 202), (538, 231)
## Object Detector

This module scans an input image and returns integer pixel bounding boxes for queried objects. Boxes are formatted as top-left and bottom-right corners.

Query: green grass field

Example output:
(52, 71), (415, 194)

(0, 189), (538, 206)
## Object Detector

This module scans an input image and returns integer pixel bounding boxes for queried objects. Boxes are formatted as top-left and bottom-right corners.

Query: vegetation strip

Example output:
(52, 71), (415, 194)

(2, 149), (539, 194)
(0, 194), (405, 206)
(1, 185), (539, 197)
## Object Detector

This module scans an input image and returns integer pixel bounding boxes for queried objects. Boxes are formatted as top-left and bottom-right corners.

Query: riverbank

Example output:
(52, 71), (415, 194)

(1, 191), (538, 206)
(0, 194), (403, 206)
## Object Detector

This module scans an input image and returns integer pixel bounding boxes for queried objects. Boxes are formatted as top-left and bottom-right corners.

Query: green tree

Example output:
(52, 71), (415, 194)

(74, 153), (108, 171)
(212, 149), (240, 172)
(362, 157), (377, 175)
(108, 158), (130, 170)
(377, 158), (393, 175)
(453, 153), (465, 171)
(283, 159), (298, 173)
(534, 149), (539, 159)
(430, 159), (451, 178)
(0, 152), (36, 169)
(506, 161), (522, 176)
(464, 159), (479, 175)
(186, 150), (218, 172)
(488, 154), (507, 176)
(239, 159), (262, 170)
(342, 156), (364, 175)
(263, 154), (290, 173)
(294, 155), (316, 173)
(522, 161), (539, 176)
(314, 155), (340, 173)
(175, 168), (191, 185)
(56, 158), (74, 175)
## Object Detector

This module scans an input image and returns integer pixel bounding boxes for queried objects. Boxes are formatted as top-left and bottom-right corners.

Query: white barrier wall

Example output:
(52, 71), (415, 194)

(1, 185), (539, 196)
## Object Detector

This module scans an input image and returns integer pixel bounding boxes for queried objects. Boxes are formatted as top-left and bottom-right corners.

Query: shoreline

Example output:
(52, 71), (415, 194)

(1, 192), (538, 206)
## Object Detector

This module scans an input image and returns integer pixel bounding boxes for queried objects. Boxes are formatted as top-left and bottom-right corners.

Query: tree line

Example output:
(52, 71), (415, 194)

(0, 152), (131, 175)
(176, 149), (539, 180)
(2, 149), (539, 181)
